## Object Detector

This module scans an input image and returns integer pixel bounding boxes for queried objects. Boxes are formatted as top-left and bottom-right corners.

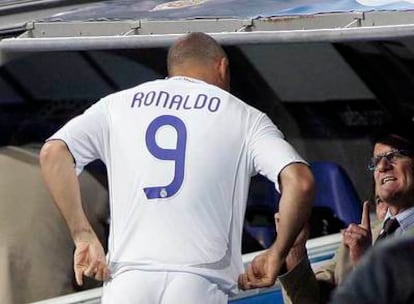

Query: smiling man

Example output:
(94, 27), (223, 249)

(278, 129), (414, 304)
(371, 132), (414, 231)
(329, 131), (414, 304)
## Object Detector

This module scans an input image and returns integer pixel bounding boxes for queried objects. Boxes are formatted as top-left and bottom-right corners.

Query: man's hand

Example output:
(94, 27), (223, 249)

(74, 235), (110, 286)
(343, 201), (372, 265)
(238, 247), (282, 290)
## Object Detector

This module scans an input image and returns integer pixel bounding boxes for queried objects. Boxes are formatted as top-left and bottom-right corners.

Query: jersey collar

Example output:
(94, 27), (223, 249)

(167, 76), (208, 85)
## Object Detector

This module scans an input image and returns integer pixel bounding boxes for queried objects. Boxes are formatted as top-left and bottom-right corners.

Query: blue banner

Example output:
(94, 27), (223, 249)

(45, 0), (414, 22)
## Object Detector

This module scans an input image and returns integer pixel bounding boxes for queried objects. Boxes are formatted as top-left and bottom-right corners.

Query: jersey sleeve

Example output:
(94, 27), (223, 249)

(47, 99), (110, 175)
(249, 113), (307, 192)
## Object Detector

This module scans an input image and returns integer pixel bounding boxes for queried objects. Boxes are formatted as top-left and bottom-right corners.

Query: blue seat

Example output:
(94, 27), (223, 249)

(310, 161), (362, 225)
(244, 223), (275, 249)
(244, 175), (279, 249)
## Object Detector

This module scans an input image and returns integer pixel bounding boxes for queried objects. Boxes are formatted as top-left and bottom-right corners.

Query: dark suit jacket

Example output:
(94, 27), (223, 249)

(278, 222), (382, 304)
(330, 233), (414, 304)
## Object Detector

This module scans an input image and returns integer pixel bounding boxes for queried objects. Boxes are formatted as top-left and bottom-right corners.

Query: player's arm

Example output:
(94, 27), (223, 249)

(239, 162), (314, 289)
(274, 162), (314, 263)
(40, 140), (109, 285)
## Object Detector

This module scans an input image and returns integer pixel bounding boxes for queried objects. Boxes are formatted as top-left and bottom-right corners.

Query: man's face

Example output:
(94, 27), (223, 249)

(373, 142), (414, 206)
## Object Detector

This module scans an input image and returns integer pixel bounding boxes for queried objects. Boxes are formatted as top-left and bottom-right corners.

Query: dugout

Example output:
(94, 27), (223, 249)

(1, 1), (414, 303)
(1, 0), (414, 203)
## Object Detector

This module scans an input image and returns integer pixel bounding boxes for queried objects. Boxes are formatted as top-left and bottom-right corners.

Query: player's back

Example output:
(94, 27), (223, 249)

(105, 76), (262, 267)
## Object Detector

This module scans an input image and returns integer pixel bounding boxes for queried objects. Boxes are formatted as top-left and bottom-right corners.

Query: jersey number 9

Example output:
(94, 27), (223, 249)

(144, 115), (187, 199)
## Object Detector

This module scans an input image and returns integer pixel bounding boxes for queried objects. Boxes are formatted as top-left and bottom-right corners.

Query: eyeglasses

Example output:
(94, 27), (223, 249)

(368, 149), (412, 171)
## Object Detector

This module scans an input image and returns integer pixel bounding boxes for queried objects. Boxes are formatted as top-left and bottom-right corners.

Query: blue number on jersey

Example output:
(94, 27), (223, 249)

(144, 115), (187, 199)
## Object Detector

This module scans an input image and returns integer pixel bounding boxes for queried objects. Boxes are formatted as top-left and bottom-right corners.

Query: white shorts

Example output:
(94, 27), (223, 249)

(101, 270), (228, 304)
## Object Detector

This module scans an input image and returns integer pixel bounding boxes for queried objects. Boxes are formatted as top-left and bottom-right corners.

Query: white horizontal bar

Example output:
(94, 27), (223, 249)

(2, 24), (414, 52)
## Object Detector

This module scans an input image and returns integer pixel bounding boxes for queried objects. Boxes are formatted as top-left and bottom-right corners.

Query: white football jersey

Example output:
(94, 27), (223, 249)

(49, 76), (306, 294)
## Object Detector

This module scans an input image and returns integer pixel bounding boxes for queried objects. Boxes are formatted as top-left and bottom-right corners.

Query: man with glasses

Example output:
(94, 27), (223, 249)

(278, 130), (414, 304)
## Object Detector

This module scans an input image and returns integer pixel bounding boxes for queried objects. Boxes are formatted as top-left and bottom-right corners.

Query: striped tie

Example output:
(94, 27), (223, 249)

(375, 218), (400, 243)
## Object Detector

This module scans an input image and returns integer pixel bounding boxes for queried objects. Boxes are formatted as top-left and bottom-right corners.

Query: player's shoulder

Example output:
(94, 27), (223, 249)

(228, 94), (265, 120)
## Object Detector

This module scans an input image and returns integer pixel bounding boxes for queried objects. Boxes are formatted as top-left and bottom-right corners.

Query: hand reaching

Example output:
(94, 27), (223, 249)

(342, 201), (372, 265)
(74, 236), (110, 286)
(238, 248), (282, 290)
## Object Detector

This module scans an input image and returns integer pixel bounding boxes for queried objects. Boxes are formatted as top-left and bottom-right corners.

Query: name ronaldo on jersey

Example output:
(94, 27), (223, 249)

(131, 90), (221, 113)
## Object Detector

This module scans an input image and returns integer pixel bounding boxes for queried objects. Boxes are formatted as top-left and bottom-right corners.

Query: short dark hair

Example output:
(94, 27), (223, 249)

(167, 32), (227, 75)
(373, 128), (414, 153)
